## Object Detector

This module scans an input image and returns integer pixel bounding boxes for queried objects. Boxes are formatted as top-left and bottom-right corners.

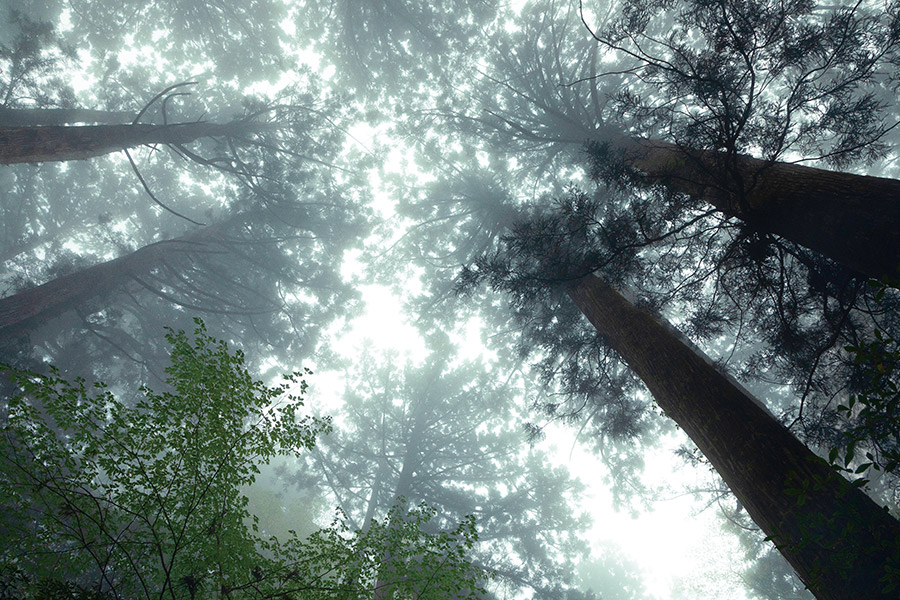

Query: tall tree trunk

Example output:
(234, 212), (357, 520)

(0, 121), (255, 164)
(567, 274), (900, 600)
(0, 224), (223, 339)
(0, 107), (135, 126)
(373, 444), (418, 600)
(609, 137), (900, 280)
(334, 443), (389, 599)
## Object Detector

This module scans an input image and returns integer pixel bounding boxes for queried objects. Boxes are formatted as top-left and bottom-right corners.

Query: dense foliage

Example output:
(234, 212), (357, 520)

(0, 321), (485, 600)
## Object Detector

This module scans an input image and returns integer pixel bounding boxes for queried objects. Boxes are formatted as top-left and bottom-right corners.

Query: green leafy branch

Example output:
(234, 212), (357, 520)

(1, 319), (486, 600)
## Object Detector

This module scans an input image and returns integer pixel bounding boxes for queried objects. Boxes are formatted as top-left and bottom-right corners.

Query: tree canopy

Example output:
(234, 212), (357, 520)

(3, 0), (900, 598)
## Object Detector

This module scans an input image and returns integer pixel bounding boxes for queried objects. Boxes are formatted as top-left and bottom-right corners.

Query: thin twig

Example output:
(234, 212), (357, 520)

(124, 148), (206, 227)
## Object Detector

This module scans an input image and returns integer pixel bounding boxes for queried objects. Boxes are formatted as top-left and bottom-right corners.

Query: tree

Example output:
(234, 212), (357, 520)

(0, 221), (229, 338)
(0, 120), (264, 165)
(461, 198), (900, 599)
(589, 136), (900, 280)
(403, 0), (900, 505)
(0, 79), (273, 167)
(577, 0), (900, 280)
(0, 196), (360, 389)
(568, 275), (900, 599)
(292, 334), (590, 599)
(0, 65), (368, 388)
(0, 203), (351, 340)
(437, 0), (900, 277)
(0, 319), (486, 599)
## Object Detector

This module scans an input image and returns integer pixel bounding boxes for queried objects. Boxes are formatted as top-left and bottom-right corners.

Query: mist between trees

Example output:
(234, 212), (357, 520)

(1, 0), (899, 599)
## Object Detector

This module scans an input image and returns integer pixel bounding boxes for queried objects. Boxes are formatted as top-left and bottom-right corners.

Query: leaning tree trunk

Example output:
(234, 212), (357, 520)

(0, 224), (224, 339)
(567, 274), (900, 600)
(0, 107), (135, 126)
(608, 137), (900, 280)
(0, 121), (255, 164)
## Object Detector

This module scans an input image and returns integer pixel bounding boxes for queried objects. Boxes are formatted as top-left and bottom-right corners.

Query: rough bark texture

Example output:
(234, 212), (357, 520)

(615, 137), (900, 280)
(0, 225), (221, 339)
(0, 122), (249, 164)
(567, 274), (900, 600)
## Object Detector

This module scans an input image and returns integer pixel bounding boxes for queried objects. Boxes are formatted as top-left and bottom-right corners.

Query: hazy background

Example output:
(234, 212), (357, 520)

(3, 0), (899, 598)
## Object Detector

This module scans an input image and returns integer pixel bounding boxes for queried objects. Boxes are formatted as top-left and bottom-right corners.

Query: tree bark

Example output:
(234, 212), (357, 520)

(0, 225), (223, 339)
(567, 274), (900, 600)
(611, 137), (900, 280)
(0, 121), (253, 164)
(0, 107), (135, 126)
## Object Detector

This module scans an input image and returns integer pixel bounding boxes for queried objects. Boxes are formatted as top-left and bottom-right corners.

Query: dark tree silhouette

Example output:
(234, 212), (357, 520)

(461, 197), (900, 599)
(588, 136), (900, 280)
(568, 275), (900, 599)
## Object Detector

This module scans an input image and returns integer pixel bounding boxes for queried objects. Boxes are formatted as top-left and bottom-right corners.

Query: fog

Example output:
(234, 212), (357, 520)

(2, 1), (899, 599)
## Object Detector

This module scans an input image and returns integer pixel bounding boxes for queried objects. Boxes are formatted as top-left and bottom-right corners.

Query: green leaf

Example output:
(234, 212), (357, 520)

(828, 447), (840, 463)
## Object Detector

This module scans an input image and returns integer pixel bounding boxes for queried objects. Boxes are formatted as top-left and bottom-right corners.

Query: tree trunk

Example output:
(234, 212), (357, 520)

(0, 107), (135, 126)
(0, 225), (223, 339)
(373, 445), (418, 600)
(0, 121), (253, 164)
(611, 137), (900, 280)
(567, 274), (900, 600)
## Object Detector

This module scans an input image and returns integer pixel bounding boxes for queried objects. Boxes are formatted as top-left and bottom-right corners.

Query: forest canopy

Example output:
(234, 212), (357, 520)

(1, 0), (899, 599)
